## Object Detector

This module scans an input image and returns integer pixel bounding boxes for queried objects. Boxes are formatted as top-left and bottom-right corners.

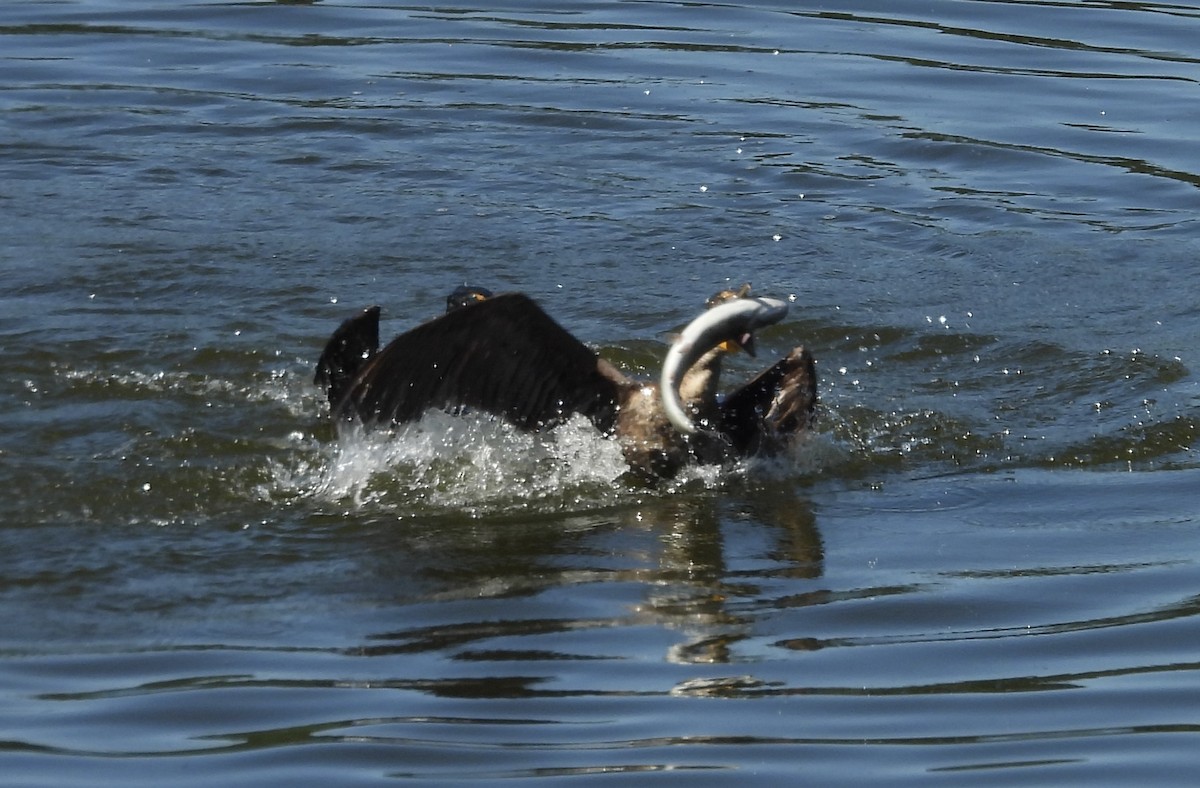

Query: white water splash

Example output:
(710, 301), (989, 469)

(736, 430), (848, 481)
(310, 412), (632, 515)
(60, 361), (835, 515)
(291, 410), (839, 515)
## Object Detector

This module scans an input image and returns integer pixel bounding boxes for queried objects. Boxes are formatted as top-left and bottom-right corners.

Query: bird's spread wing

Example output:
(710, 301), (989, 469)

(314, 305), (381, 408)
(334, 293), (623, 432)
(720, 347), (817, 454)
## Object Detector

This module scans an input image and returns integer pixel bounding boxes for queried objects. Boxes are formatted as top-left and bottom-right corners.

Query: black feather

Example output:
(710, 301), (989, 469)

(720, 347), (817, 455)
(333, 293), (622, 432)
(314, 305), (381, 409)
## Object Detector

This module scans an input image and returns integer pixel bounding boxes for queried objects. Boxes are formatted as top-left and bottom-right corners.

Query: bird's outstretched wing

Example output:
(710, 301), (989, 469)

(720, 347), (817, 454)
(314, 305), (381, 409)
(333, 293), (624, 432)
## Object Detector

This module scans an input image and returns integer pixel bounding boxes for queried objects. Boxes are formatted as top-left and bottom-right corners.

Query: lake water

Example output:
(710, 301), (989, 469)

(3, 0), (1199, 784)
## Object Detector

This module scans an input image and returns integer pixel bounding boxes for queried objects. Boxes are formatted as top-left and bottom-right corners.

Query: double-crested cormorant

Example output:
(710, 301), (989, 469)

(315, 286), (816, 479)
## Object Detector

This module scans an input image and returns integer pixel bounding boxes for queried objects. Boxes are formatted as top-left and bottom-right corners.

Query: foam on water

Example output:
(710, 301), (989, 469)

(36, 358), (843, 524)
(44, 349), (1195, 529)
(293, 411), (840, 517)
(308, 412), (631, 515)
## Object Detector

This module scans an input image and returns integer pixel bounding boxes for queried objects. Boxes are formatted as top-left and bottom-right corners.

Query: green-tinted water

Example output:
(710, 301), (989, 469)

(3, 1), (1198, 784)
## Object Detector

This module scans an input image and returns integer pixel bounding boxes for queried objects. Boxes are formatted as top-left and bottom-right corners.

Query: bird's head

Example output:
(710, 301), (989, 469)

(660, 290), (790, 435)
(446, 285), (494, 313)
(705, 283), (759, 357)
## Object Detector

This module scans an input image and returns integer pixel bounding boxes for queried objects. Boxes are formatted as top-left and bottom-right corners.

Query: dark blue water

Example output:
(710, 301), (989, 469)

(3, 1), (1199, 784)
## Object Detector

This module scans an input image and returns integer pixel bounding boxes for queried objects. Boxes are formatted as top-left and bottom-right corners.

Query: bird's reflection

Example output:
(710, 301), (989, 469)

(628, 487), (822, 664)
(353, 483), (822, 668)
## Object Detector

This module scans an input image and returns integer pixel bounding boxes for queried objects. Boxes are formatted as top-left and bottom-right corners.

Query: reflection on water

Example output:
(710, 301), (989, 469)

(357, 490), (824, 668)
(6, 470), (1199, 782)
(3, 0), (1200, 784)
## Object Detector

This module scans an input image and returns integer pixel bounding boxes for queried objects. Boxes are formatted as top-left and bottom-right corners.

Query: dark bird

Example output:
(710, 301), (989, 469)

(315, 286), (817, 479)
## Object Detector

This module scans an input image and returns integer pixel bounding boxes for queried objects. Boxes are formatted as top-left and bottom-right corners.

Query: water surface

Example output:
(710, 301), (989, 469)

(2, 0), (1199, 784)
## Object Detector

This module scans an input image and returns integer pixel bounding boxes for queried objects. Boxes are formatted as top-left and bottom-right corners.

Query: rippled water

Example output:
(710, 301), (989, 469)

(3, 0), (1199, 784)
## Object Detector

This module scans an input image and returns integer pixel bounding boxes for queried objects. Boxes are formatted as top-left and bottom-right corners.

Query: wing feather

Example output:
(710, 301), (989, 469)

(720, 347), (817, 454)
(314, 305), (381, 408)
(333, 293), (623, 432)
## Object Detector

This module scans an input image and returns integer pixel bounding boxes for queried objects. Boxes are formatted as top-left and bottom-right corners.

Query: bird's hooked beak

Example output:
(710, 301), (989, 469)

(710, 284), (758, 356)
(720, 331), (757, 357)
